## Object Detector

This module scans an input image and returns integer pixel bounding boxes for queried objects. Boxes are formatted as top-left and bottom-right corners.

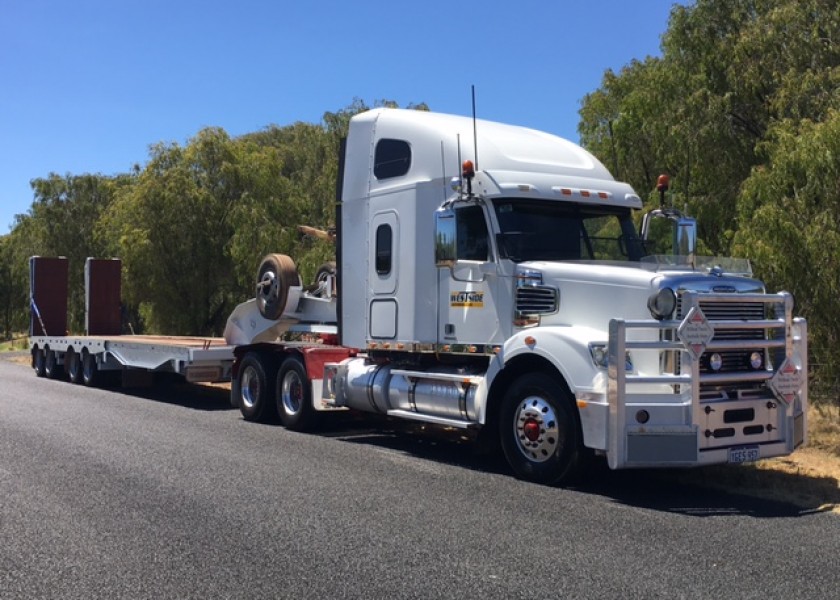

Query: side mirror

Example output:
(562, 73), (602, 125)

(674, 216), (697, 262)
(640, 208), (696, 265)
(434, 207), (457, 266)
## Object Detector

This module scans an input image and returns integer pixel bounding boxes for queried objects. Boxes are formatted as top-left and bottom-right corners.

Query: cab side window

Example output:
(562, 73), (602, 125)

(374, 139), (411, 179)
(456, 206), (490, 261)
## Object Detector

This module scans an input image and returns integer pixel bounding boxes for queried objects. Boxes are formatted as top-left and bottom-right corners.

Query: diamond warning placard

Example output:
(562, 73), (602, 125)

(769, 358), (802, 404)
(678, 306), (714, 361)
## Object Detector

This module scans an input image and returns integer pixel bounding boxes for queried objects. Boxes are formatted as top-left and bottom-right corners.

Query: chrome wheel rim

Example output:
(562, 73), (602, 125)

(281, 370), (303, 415)
(241, 366), (260, 410)
(513, 395), (560, 463)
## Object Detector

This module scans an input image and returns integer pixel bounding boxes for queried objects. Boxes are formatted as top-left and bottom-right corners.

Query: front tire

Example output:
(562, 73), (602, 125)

(276, 356), (318, 431)
(499, 373), (582, 485)
(234, 352), (277, 423)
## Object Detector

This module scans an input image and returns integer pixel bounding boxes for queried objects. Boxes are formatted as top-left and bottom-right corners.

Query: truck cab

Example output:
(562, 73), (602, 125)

(233, 108), (807, 485)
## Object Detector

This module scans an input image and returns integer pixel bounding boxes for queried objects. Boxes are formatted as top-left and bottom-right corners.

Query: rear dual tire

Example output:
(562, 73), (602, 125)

(234, 352), (317, 431)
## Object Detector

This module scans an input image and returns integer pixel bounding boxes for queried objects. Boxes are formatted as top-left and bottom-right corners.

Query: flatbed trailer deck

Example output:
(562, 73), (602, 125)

(30, 334), (235, 385)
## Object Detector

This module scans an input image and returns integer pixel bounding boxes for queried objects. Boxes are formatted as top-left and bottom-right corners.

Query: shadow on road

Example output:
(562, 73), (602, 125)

(319, 414), (838, 519)
(105, 375), (234, 411)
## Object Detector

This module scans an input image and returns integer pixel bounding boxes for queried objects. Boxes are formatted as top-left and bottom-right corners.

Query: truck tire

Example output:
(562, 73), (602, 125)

(235, 352), (278, 423)
(499, 373), (582, 485)
(32, 347), (46, 377)
(314, 262), (337, 298)
(256, 254), (299, 321)
(66, 348), (83, 384)
(276, 355), (318, 431)
(82, 350), (99, 387)
(44, 349), (63, 379)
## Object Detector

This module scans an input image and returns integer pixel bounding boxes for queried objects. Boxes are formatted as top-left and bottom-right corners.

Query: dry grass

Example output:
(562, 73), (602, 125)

(662, 405), (840, 514)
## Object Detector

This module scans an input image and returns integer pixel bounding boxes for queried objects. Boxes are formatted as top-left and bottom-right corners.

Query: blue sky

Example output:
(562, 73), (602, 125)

(0, 0), (678, 234)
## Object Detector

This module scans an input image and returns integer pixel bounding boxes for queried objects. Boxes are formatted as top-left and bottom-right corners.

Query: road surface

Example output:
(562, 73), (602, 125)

(1, 356), (837, 599)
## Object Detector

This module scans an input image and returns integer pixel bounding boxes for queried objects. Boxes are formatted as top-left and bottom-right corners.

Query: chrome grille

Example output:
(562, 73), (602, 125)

(516, 285), (558, 314)
(677, 296), (770, 376)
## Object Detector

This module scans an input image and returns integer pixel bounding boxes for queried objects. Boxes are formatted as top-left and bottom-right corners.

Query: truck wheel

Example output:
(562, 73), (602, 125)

(82, 350), (99, 387)
(256, 254), (299, 320)
(499, 373), (582, 485)
(44, 350), (63, 379)
(276, 356), (318, 431)
(235, 352), (277, 423)
(32, 348), (46, 377)
(66, 348), (83, 384)
(314, 262), (337, 298)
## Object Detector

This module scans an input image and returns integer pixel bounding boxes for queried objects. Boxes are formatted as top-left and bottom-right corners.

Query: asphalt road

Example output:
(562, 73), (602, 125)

(1, 356), (838, 600)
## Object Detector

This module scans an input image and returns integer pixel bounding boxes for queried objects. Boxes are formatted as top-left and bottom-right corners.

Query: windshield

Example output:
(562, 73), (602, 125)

(493, 199), (645, 262)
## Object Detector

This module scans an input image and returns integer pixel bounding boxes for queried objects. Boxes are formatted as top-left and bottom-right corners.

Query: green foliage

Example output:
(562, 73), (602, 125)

(3, 100), (426, 337)
(734, 111), (840, 399)
(580, 0), (840, 402)
(580, 0), (840, 256)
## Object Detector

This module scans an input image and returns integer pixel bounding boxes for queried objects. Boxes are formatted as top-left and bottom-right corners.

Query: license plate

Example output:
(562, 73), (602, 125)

(728, 445), (760, 464)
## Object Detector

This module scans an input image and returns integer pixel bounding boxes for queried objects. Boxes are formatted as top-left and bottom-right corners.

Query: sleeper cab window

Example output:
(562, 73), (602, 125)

(374, 139), (411, 179)
(375, 224), (392, 274)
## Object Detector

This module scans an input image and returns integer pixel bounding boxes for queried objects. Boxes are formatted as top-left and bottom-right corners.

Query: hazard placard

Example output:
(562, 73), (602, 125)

(769, 358), (802, 404)
(678, 306), (714, 361)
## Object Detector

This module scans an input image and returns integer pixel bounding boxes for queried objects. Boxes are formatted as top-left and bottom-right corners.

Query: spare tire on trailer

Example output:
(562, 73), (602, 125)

(255, 254), (299, 321)
(314, 261), (337, 298)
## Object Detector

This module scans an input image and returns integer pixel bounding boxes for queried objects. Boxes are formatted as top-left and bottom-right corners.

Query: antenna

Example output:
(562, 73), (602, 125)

(456, 133), (462, 193)
(471, 85), (479, 171)
(440, 141), (447, 202)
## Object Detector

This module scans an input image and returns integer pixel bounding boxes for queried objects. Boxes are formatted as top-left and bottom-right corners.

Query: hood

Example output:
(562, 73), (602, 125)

(522, 259), (765, 332)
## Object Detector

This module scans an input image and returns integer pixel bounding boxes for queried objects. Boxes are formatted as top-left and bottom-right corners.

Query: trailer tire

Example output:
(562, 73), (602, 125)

(82, 350), (99, 387)
(276, 356), (318, 431)
(32, 347), (46, 377)
(235, 352), (278, 423)
(44, 349), (63, 379)
(499, 372), (582, 485)
(66, 348), (83, 384)
(256, 254), (299, 321)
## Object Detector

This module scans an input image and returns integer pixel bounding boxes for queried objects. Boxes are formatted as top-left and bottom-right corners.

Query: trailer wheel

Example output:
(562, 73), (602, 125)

(499, 373), (582, 485)
(256, 254), (299, 320)
(276, 356), (318, 431)
(235, 352), (277, 423)
(66, 348), (83, 384)
(32, 347), (46, 377)
(82, 350), (99, 387)
(44, 349), (63, 379)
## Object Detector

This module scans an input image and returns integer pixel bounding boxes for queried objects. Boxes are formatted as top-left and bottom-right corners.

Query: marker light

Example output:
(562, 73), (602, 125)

(750, 351), (763, 370)
(709, 353), (723, 371)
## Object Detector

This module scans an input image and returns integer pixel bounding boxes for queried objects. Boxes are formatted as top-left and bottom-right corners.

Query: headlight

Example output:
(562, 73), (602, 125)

(589, 343), (633, 371)
(648, 288), (676, 320)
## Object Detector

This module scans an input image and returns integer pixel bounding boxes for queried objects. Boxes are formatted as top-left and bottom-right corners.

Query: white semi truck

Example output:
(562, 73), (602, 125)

(30, 108), (808, 484)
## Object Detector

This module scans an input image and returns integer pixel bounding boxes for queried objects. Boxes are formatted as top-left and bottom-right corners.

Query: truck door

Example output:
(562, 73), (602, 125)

(369, 210), (399, 339)
(437, 205), (504, 347)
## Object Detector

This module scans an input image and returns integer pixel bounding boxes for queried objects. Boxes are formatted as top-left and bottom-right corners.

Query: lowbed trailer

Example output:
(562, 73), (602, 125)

(28, 256), (235, 386)
(30, 333), (235, 386)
